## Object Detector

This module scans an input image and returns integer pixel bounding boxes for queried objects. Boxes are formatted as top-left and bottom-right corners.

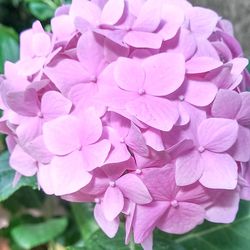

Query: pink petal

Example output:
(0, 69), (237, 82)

(211, 89), (242, 119)
(37, 163), (54, 195)
(32, 32), (51, 57)
(117, 173), (152, 204)
(199, 151), (238, 189)
(143, 128), (164, 152)
(101, 0), (125, 25)
(206, 189), (240, 223)
(229, 125), (250, 162)
(133, 202), (167, 243)
(157, 202), (205, 234)
(126, 95), (179, 131)
(77, 31), (105, 77)
(176, 149), (204, 186)
(133, 0), (161, 32)
(41, 91), (72, 119)
(143, 53), (185, 96)
(44, 59), (92, 93)
(10, 145), (37, 176)
(114, 57), (145, 92)
(198, 118), (239, 153)
(236, 92), (250, 126)
(69, 0), (101, 26)
(187, 7), (219, 39)
(94, 203), (119, 238)
(102, 186), (124, 221)
(43, 115), (81, 155)
(184, 80), (218, 107)
(186, 57), (223, 74)
(50, 151), (92, 195)
(82, 140), (111, 171)
(141, 234), (153, 250)
(124, 31), (162, 49)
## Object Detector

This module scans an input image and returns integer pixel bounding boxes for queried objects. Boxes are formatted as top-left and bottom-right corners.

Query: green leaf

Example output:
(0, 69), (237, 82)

(28, 2), (55, 21)
(0, 24), (19, 73)
(70, 203), (99, 242)
(11, 217), (68, 249)
(0, 151), (37, 202)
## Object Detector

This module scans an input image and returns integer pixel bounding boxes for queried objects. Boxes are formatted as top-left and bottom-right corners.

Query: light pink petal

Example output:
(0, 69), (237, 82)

(117, 173), (152, 204)
(41, 91), (72, 119)
(32, 32), (51, 57)
(133, 0), (161, 32)
(126, 95), (179, 132)
(20, 29), (34, 59)
(79, 108), (103, 145)
(141, 234), (153, 250)
(163, 28), (197, 61)
(94, 203), (119, 238)
(157, 202), (205, 234)
(198, 118), (239, 152)
(124, 31), (162, 49)
(167, 139), (194, 160)
(101, 0), (125, 25)
(188, 7), (219, 39)
(125, 123), (149, 157)
(134, 202), (167, 243)
(230, 58), (249, 75)
(229, 125), (250, 162)
(199, 151), (238, 190)
(37, 163), (54, 195)
(186, 57), (223, 74)
(10, 145), (37, 176)
(195, 38), (220, 59)
(176, 149), (204, 186)
(143, 53), (185, 96)
(43, 115), (81, 155)
(143, 128), (164, 151)
(114, 57), (145, 92)
(77, 31), (105, 77)
(184, 80), (218, 107)
(236, 92), (250, 126)
(51, 15), (75, 39)
(69, 0), (101, 26)
(24, 136), (53, 164)
(50, 151), (92, 195)
(159, 4), (184, 41)
(102, 186), (124, 221)
(82, 140), (111, 171)
(44, 59), (91, 93)
(206, 189), (240, 223)
(17, 57), (45, 76)
(211, 89), (241, 119)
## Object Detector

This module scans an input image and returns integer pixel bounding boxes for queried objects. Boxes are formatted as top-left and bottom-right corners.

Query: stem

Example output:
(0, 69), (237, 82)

(129, 239), (136, 250)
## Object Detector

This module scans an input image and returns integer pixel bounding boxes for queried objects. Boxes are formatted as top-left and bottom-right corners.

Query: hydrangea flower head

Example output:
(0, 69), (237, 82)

(0, 0), (250, 249)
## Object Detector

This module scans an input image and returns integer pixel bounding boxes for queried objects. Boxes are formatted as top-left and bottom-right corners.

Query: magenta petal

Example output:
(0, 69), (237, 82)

(50, 152), (92, 195)
(77, 31), (105, 77)
(44, 59), (92, 93)
(188, 7), (219, 39)
(10, 145), (37, 176)
(186, 57), (223, 74)
(124, 31), (162, 49)
(102, 186), (124, 221)
(143, 53), (185, 96)
(211, 89), (242, 119)
(117, 173), (152, 204)
(198, 118), (239, 153)
(157, 202), (205, 234)
(114, 58), (145, 92)
(206, 189), (240, 223)
(94, 203), (119, 238)
(184, 80), (218, 107)
(199, 152), (238, 190)
(43, 115), (81, 155)
(41, 91), (72, 119)
(101, 0), (125, 25)
(176, 149), (204, 186)
(126, 95), (179, 132)
(134, 202), (167, 243)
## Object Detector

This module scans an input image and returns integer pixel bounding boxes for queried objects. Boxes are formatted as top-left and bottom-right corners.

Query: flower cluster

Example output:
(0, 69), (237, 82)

(1, 0), (250, 249)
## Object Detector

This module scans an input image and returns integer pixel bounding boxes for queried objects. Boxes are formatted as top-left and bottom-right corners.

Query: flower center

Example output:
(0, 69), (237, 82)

(198, 146), (205, 153)
(138, 88), (145, 95)
(170, 200), (179, 208)
(109, 181), (116, 187)
(178, 95), (185, 101)
(135, 169), (142, 175)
